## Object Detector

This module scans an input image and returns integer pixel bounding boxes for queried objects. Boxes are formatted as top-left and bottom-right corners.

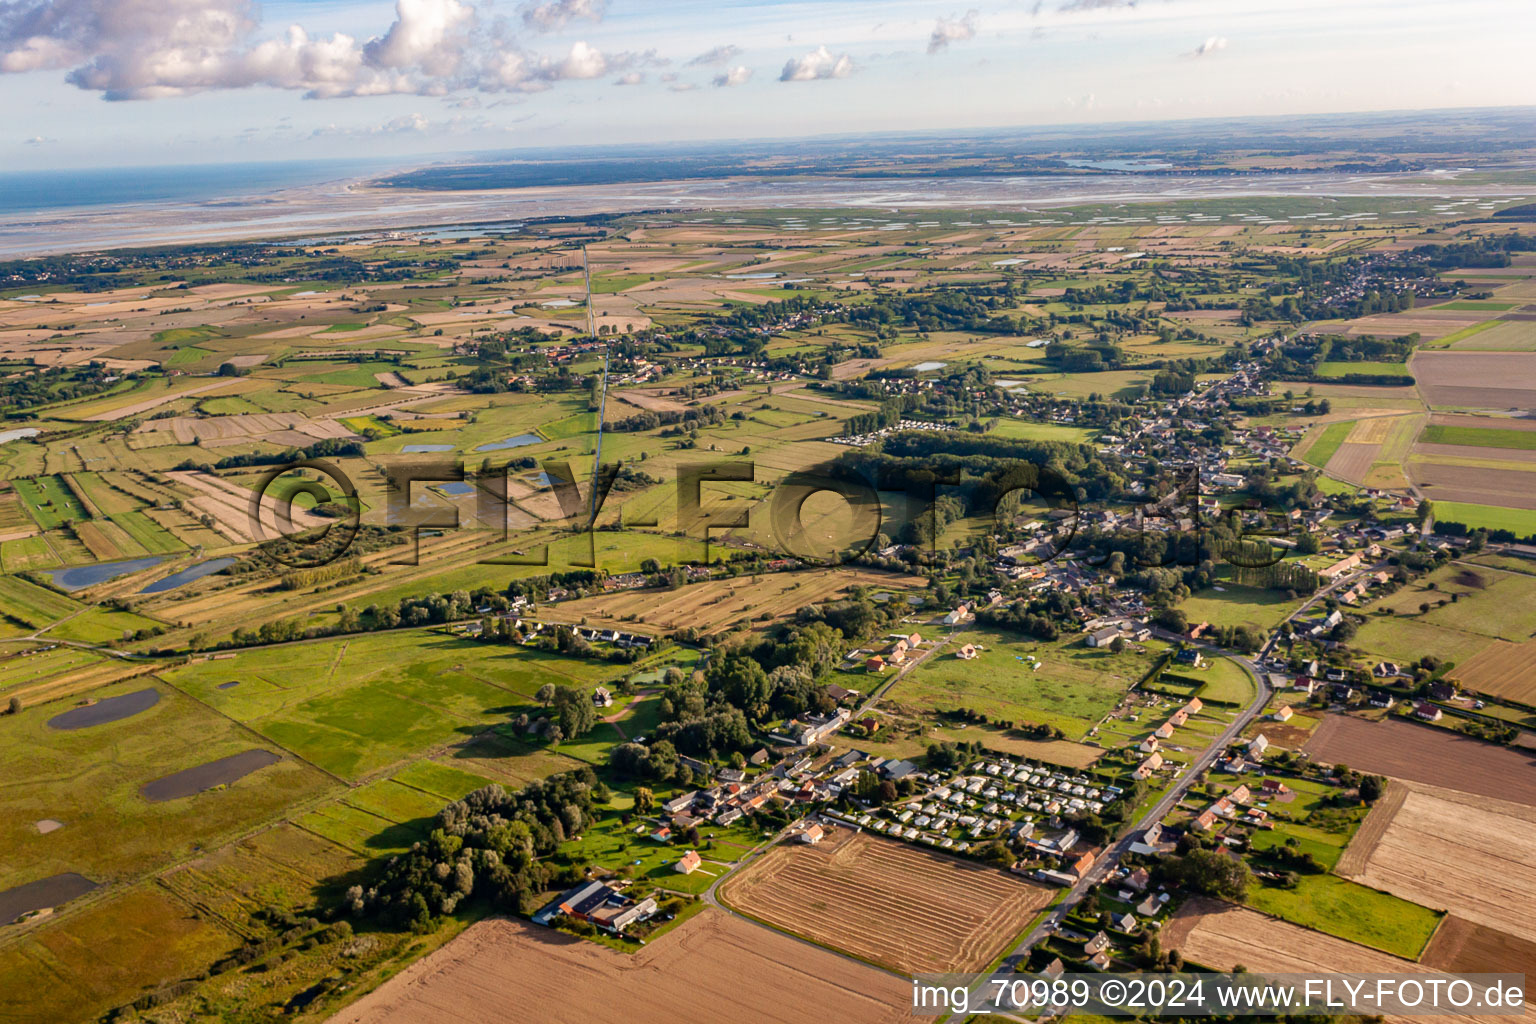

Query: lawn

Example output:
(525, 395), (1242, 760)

(1244, 873), (1441, 960)
(888, 630), (1152, 740)
(553, 806), (744, 897)
(1178, 585), (1301, 634)
(1194, 657), (1257, 705)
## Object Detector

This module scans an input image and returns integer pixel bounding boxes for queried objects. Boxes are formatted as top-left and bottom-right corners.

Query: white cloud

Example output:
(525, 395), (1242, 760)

(519, 0), (606, 33)
(612, 69), (643, 85)
(1191, 35), (1228, 57)
(927, 10), (977, 55)
(687, 44), (740, 67)
(779, 45), (854, 82)
(363, 0), (474, 76)
(712, 64), (751, 87)
(668, 80), (697, 92)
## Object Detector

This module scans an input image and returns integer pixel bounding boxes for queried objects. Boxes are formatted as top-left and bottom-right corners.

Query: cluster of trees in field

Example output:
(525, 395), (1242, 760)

(175, 437), (366, 472)
(1403, 232), (1536, 269)
(0, 362), (133, 412)
(603, 403), (727, 433)
(341, 772), (603, 931)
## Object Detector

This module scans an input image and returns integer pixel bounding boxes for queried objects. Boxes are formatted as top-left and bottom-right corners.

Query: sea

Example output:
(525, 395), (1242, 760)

(0, 159), (393, 216)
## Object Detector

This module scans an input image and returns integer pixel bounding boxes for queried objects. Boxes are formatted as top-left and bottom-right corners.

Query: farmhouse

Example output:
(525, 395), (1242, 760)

(1414, 702), (1443, 722)
(956, 644), (978, 660)
(1248, 734), (1270, 757)
(865, 655), (887, 673)
(799, 823), (825, 845)
(592, 686), (613, 708)
(1086, 626), (1122, 648)
(1271, 705), (1294, 722)
(533, 881), (657, 934)
(676, 850), (702, 874)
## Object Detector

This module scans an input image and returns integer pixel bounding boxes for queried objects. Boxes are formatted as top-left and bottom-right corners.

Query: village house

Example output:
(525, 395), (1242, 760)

(1248, 734), (1270, 757)
(956, 643), (978, 660)
(799, 823), (825, 845)
(1272, 704), (1294, 722)
(1084, 931), (1111, 956)
(592, 686), (613, 708)
(1133, 752), (1164, 780)
(675, 850), (702, 875)
(1415, 702), (1443, 722)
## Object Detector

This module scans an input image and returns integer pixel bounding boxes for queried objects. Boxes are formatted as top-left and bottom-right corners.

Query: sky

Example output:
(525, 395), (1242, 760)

(2, 0), (1534, 170)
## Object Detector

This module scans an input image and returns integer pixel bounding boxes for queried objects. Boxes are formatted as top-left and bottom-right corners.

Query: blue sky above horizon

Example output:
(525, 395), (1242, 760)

(2, 0), (1533, 170)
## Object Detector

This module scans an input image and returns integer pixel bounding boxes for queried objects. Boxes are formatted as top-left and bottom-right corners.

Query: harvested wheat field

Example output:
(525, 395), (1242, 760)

(543, 568), (922, 636)
(1304, 714), (1536, 808)
(1422, 915), (1536, 994)
(1338, 782), (1536, 944)
(327, 908), (910, 1024)
(1454, 639), (1536, 703)
(718, 827), (1051, 974)
(1334, 781), (1405, 876)
(1163, 900), (1532, 1024)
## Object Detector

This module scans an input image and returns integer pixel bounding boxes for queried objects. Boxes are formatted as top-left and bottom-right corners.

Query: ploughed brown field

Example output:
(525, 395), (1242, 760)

(541, 567), (922, 637)
(1337, 782), (1536, 945)
(1412, 351), (1536, 410)
(1422, 915), (1536, 999)
(718, 827), (1051, 974)
(1455, 639), (1536, 704)
(1410, 462), (1536, 510)
(1303, 714), (1536, 808)
(1163, 900), (1534, 1024)
(327, 909), (911, 1024)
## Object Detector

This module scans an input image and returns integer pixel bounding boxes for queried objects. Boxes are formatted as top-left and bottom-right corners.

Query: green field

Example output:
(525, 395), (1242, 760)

(1431, 301), (1518, 311)
(1420, 424), (1536, 451)
(1432, 501), (1536, 536)
(1424, 320), (1499, 348)
(890, 630), (1153, 739)
(45, 607), (163, 643)
(0, 677), (337, 891)
(1313, 361), (1411, 378)
(162, 630), (627, 780)
(1245, 873), (1441, 959)
(1299, 420), (1354, 469)
(1178, 586), (1301, 634)
(13, 475), (88, 529)
(0, 575), (82, 628)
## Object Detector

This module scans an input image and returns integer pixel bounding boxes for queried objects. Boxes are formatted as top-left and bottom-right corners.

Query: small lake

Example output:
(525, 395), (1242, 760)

(540, 298), (579, 308)
(48, 687), (160, 730)
(531, 471), (557, 488)
(141, 749), (281, 803)
(47, 556), (163, 591)
(435, 481), (474, 497)
(138, 557), (235, 594)
(401, 443), (455, 453)
(0, 874), (97, 924)
(726, 272), (780, 280)
(911, 361), (948, 372)
(0, 427), (39, 444)
(475, 433), (541, 452)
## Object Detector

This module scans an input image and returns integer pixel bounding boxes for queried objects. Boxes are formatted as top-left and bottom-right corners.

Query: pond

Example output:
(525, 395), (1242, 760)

(0, 427), (39, 444)
(911, 361), (947, 372)
(401, 443), (455, 453)
(47, 556), (163, 591)
(47, 687), (161, 730)
(435, 481), (474, 497)
(141, 749), (282, 803)
(474, 433), (541, 452)
(138, 557), (236, 594)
